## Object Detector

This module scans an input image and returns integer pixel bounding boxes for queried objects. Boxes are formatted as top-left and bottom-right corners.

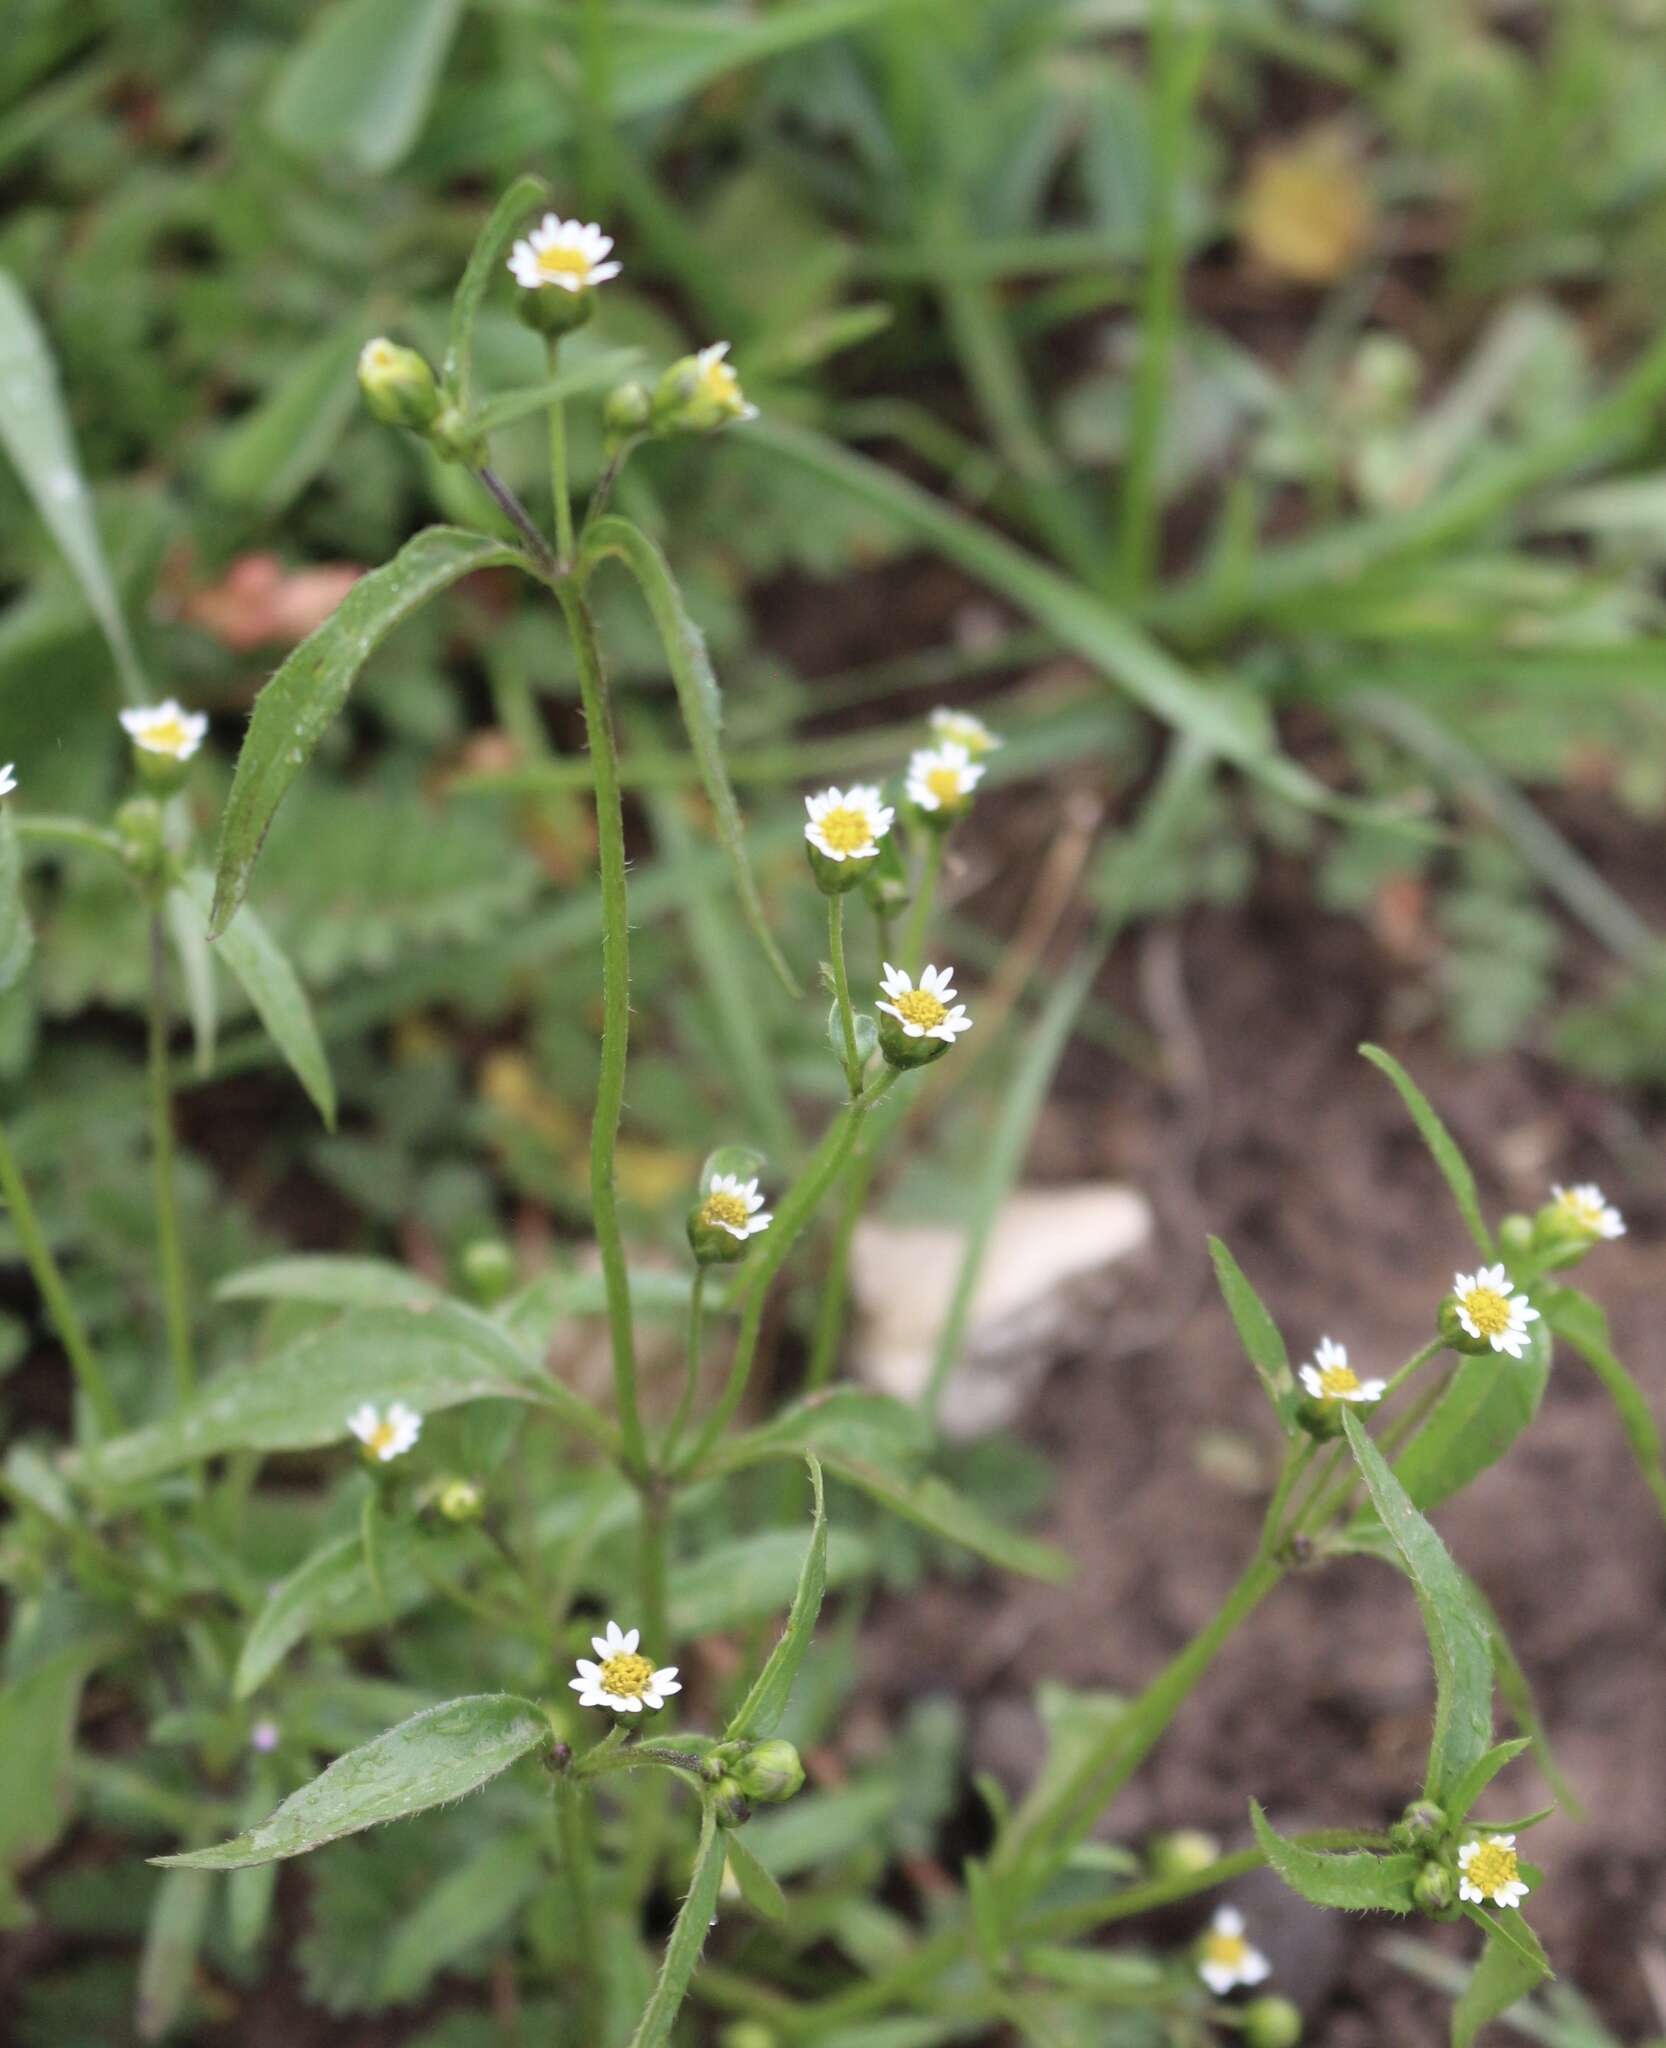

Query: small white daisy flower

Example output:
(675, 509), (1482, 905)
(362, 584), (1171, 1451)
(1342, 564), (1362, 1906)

(0, 765), (16, 799)
(1298, 1335), (1385, 1406)
(804, 785), (895, 863)
(691, 340), (758, 424)
(875, 962), (973, 1043)
(570, 1619), (682, 1714)
(1452, 1264), (1540, 1359)
(1549, 1182), (1624, 1242)
(1458, 1834), (1530, 1910)
(1197, 1906), (1271, 1996)
(507, 215), (621, 295)
(928, 707), (1003, 758)
(696, 1172), (772, 1242)
(906, 740), (985, 814)
(120, 700), (208, 762)
(346, 1400), (422, 1463)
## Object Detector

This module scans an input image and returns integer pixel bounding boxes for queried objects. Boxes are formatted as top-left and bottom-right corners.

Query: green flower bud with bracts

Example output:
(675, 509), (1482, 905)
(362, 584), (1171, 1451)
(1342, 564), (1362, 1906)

(428, 403), (485, 468)
(804, 784), (894, 895)
(1414, 1857), (1458, 1919)
(688, 1173), (772, 1266)
(1147, 1828), (1221, 1880)
(1243, 1995), (1303, 2048)
(436, 1477), (484, 1524)
(459, 1237), (516, 1307)
(728, 1739), (804, 1806)
(114, 795), (168, 884)
(712, 1778), (752, 1829)
(603, 381), (652, 442)
(357, 338), (442, 431)
(876, 962), (973, 1071)
(652, 341), (758, 435)
(1389, 1799), (1447, 1852)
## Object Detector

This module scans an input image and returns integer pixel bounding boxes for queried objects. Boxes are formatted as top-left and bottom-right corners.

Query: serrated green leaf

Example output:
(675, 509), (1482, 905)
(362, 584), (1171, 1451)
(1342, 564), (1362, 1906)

(0, 810), (35, 998)
(582, 516), (800, 997)
(1453, 1909), (1551, 2043)
(721, 1831), (786, 1922)
(266, 0), (462, 173)
(1360, 1045), (1492, 1256)
(83, 1302), (614, 1487)
(443, 173), (549, 413)
(210, 527), (529, 936)
(235, 1523), (469, 1700)
(1208, 1237), (1298, 1431)
(378, 1831), (543, 2002)
(627, 1808), (726, 2048)
(1393, 1317), (1550, 1513)
(177, 871), (334, 1127)
(1443, 1740), (1532, 1828)
(724, 1458), (828, 1741)
(1341, 1410), (1493, 1802)
(1249, 1801), (1418, 1912)
(153, 1695), (549, 1870)
(823, 1456), (1073, 1583)
(0, 270), (143, 702)
(1544, 1285), (1666, 1527)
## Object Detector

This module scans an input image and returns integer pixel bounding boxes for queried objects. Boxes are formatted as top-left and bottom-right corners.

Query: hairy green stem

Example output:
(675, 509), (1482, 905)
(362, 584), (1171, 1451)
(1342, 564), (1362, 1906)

(639, 1480), (670, 1658)
(803, 1148), (877, 1393)
(903, 832), (945, 975)
(476, 465), (558, 575)
(553, 1776), (602, 2038)
(827, 893), (863, 1095)
(547, 340), (575, 566)
(147, 915), (194, 1406)
(662, 1267), (707, 1469)
(557, 582), (648, 1483)
(0, 1120), (120, 1437)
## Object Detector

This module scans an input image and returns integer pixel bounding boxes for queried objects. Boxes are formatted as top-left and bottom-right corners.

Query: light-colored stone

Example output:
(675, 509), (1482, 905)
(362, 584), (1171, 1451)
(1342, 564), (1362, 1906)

(851, 1183), (1152, 1437)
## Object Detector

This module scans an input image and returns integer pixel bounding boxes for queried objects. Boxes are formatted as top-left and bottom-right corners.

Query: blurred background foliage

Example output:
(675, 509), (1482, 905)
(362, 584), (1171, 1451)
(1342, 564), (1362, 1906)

(5, 3), (1666, 2036)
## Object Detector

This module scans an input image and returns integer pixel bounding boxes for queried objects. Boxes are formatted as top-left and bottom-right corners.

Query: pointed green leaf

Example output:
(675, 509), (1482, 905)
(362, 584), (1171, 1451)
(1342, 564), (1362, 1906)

(136, 1866), (213, 2041)
(1452, 1909), (1551, 2043)
(1442, 1740), (1532, 1828)
(83, 1302), (616, 1487)
(1360, 1045), (1492, 1256)
(1544, 1285), (1666, 1527)
(582, 516), (800, 996)
(1208, 1237), (1298, 1431)
(266, 0), (462, 173)
(1341, 1409), (1493, 1802)
(0, 270), (143, 702)
(153, 1694), (549, 1869)
(210, 527), (528, 935)
(724, 1458), (828, 1741)
(1393, 1316), (1550, 1513)
(721, 1831), (786, 1922)
(378, 1830), (544, 2001)
(443, 172), (550, 411)
(1249, 1802), (1418, 1912)
(627, 1808), (727, 2048)
(215, 1255), (447, 1314)
(177, 871), (334, 1127)
(822, 1456), (1073, 1583)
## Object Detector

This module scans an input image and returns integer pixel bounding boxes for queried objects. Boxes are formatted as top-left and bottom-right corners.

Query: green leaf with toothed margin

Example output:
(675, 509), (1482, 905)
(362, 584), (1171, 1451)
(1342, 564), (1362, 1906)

(153, 1694), (549, 1869)
(210, 528), (528, 935)
(1250, 1801), (1418, 1912)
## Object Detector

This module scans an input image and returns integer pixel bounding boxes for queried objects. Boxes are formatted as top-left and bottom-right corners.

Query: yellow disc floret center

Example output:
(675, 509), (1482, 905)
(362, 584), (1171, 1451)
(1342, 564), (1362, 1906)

(138, 716), (189, 756)
(817, 805), (872, 855)
(703, 1190), (750, 1232)
(537, 243), (591, 281)
(894, 988), (947, 1030)
(600, 1652), (654, 1700)
(926, 767), (964, 807)
(701, 359), (740, 405)
(1204, 1930), (1248, 1969)
(1556, 1192), (1601, 1233)
(366, 1421), (398, 1456)
(1463, 1287), (1512, 1338)
(1319, 1363), (1360, 1398)
(1467, 1841), (1518, 1896)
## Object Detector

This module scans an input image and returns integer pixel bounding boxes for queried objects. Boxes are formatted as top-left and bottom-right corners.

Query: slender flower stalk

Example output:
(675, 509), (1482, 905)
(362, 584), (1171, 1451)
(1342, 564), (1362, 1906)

(903, 830), (945, 973)
(662, 1268), (707, 1467)
(547, 339), (576, 565)
(827, 893), (863, 1095)
(0, 1121), (120, 1437)
(147, 916), (195, 1405)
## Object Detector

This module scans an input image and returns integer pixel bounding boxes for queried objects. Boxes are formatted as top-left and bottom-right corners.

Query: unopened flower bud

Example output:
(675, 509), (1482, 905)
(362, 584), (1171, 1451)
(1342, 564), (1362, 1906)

(1389, 1799), (1446, 1852)
(1243, 1995), (1303, 2048)
(1147, 1828), (1221, 1880)
(460, 1237), (517, 1307)
(728, 1740), (804, 1806)
(603, 381), (652, 441)
(437, 1477), (484, 1524)
(712, 1778), (752, 1829)
(428, 403), (484, 468)
(1497, 1213), (1534, 1258)
(114, 796), (167, 884)
(358, 339), (441, 432)
(1414, 1858), (1458, 1919)
(720, 2026), (776, 2048)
